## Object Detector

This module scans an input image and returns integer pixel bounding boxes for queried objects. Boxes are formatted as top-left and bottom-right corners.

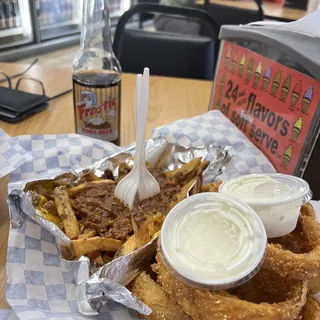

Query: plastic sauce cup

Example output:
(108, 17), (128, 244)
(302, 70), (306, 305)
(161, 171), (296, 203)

(160, 192), (267, 290)
(219, 173), (312, 238)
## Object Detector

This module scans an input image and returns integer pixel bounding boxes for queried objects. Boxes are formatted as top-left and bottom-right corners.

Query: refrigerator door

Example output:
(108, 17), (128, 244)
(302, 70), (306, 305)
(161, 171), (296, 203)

(36, 0), (84, 40)
(0, 0), (33, 49)
(109, 0), (131, 20)
(36, 0), (132, 40)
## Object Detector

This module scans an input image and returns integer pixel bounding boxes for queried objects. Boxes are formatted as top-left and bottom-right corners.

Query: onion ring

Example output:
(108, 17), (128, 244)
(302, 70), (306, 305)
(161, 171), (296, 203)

(153, 253), (307, 320)
(301, 296), (320, 320)
(265, 203), (320, 280)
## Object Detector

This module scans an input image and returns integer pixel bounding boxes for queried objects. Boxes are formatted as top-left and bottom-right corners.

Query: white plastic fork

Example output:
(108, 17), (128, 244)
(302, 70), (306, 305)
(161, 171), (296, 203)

(114, 68), (160, 209)
(137, 69), (161, 201)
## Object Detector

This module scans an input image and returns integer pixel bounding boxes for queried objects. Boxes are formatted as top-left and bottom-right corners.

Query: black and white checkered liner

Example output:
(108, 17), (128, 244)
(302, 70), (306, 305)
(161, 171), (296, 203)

(0, 130), (33, 178)
(152, 110), (275, 181)
(4, 110), (276, 319)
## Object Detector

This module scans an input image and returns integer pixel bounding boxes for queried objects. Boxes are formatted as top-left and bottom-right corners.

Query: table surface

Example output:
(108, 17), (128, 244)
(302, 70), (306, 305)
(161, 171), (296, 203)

(0, 63), (212, 308)
(211, 0), (308, 21)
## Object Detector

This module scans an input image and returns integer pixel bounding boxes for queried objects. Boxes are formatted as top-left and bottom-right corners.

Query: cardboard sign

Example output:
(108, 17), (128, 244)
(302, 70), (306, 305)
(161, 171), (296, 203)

(210, 40), (320, 174)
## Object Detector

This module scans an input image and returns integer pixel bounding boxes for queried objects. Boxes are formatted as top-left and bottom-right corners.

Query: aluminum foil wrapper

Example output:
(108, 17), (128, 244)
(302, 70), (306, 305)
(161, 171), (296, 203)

(8, 138), (232, 316)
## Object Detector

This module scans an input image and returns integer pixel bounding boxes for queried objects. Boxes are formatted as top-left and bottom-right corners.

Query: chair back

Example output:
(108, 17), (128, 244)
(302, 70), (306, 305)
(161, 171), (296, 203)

(201, 0), (264, 27)
(137, 0), (160, 28)
(113, 4), (220, 80)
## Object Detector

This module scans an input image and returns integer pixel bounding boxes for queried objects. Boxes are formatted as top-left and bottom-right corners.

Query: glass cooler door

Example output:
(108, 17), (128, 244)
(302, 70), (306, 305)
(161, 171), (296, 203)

(0, 0), (33, 49)
(109, 0), (131, 20)
(35, 0), (131, 41)
(36, 0), (83, 40)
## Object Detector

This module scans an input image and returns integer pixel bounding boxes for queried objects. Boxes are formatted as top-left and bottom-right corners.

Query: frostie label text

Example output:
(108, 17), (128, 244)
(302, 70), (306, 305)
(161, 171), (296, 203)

(77, 96), (117, 120)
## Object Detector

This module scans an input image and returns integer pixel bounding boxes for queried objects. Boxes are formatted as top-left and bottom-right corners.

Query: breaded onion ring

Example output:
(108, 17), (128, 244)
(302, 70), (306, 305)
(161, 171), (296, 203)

(153, 253), (307, 320)
(301, 296), (320, 320)
(265, 203), (320, 280)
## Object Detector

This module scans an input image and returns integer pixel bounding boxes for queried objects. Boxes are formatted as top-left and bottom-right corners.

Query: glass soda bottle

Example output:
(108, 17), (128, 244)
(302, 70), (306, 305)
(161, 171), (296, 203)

(72, 0), (122, 145)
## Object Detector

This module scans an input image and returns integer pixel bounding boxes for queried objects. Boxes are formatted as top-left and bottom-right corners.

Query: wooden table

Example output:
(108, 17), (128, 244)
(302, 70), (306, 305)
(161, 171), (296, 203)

(211, 0), (308, 21)
(0, 63), (212, 309)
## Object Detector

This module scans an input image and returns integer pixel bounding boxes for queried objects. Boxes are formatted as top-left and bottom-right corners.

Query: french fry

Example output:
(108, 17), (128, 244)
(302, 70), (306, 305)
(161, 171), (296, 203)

(132, 212), (165, 248)
(54, 186), (80, 240)
(152, 230), (160, 240)
(200, 160), (210, 171)
(147, 214), (164, 236)
(132, 216), (152, 249)
(78, 230), (97, 239)
(168, 160), (209, 209)
(189, 175), (202, 196)
(115, 234), (137, 258)
(67, 179), (115, 198)
(169, 176), (198, 210)
(164, 157), (201, 183)
(115, 230), (161, 258)
(155, 145), (174, 169)
(201, 181), (222, 193)
(72, 236), (122, 257)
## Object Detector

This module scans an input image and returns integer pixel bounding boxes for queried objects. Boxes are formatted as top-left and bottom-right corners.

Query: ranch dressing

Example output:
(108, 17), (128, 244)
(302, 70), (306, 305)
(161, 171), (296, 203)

(160, 193), (267, 289)
(225, 175), (292, 203)
(219, 174), (312, 238)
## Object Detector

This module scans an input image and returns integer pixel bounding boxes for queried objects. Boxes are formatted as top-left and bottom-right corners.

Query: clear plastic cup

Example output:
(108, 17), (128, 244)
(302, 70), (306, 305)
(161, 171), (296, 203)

(219, 173), (312, 238)
(160, 192), (267, 290)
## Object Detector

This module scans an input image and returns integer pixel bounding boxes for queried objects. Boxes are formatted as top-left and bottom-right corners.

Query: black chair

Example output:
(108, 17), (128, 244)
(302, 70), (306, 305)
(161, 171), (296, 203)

(113, 4), (220, 80)
(138, 0), (160, 29)
(199, 0), (264, 28)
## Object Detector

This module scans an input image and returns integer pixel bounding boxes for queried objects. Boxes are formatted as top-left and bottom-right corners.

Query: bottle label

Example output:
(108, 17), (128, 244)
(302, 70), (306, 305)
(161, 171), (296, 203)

(73, 80), (120, 142)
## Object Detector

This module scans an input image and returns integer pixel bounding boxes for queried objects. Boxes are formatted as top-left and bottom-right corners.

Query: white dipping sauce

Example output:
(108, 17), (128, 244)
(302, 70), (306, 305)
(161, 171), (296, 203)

(226, 175), (292, 202)
(160, 193), (266, 289)
(220, 174), (312, 238)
